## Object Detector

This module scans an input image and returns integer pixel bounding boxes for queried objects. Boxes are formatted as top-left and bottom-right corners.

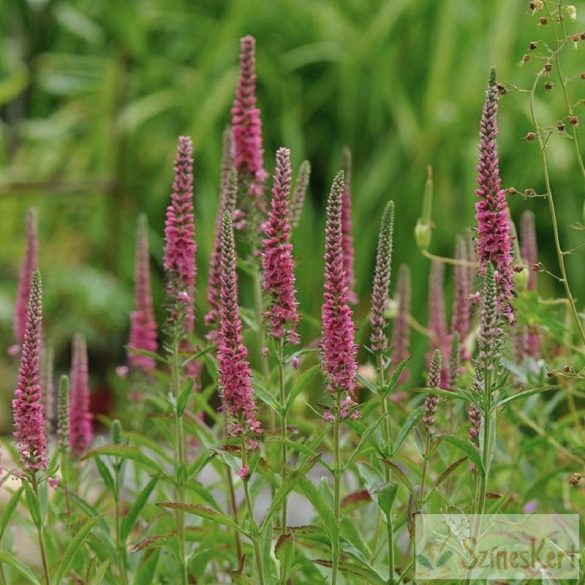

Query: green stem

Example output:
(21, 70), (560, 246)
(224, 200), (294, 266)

(377, 353), (394, 585)
(59, 450), (72, 517)
(31, 474), (51, 585)
(278, 339), (288, 535)
(225, 466), (243, 562)
(419, 434), (432, 505)
(171, 340), (188, 585)
(331, 391), (342, 585)
(241, 437), (266, 585)
(114, 458), (128, 585)
(528, 65), (585, 347)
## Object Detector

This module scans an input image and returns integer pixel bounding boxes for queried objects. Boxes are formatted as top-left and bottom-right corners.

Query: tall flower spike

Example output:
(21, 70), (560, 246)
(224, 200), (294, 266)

(164, 136), (197, 334)
(474, 67), (515, 323)
(451, 236), (471, 354)
(129, 215), (158, 371)
(391, 264), (411, 383)
(262, 147), (300, 343)
(57, 375), (70, 453)
(477, 263), (503, 368)
(217, 212), (260, 435)
(520, 210), (538, 290)
(231, 35), (267, 208)
(321, 171), (358, 397)
(423, 349), (442, 430)
(369, 201), (395, 354)
(14, 208), (38, 348)
(206, 130), (238, 334)
(12, 270), (47, 472)
(290, 160), (311, 229)
(69, 334), (93, 456)
(447, 333), (461, 388)
(341, 148), (357, 304)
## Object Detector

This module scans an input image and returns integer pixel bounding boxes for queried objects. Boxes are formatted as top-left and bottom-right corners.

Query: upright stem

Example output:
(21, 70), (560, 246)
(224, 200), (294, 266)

(278, 338), (288, 534)
(419, 434), (432, 504)
(59, 451), (72, 517)
(528, 71), (585, 346)
(31, 474), (51, 585)
(225, 466), (243, 562)
(171, 340), (188, 585)
(377, 353), (395, 585)
(331, 391), (342, 585)
(241, 436), (266, 585)
(114, 458), (128, 585)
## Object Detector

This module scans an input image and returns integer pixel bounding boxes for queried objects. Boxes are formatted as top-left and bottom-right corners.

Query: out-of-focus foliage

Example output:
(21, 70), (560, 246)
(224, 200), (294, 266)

(1, 0), (584, 395)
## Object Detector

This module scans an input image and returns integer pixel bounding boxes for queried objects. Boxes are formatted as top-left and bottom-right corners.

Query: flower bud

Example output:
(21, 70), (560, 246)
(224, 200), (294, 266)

(415, 219), (432, 251)
(513, 264), (530, 291)
(112, 419), (122, 445)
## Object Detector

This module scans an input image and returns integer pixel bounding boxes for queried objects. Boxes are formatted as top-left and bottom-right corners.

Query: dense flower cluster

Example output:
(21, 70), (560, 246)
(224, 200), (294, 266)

(423, 350), (442, 430)
(369, 201), (395, 354)
(474, 68), (515, 323)
(164, 136), (197, 334)
(321, 171), (358, 397)
(231, 35), (267, 207)
(12, 270), (47, 472)
(261, 147), (300, 343)
(69, 334), (93, 456)
(217, 212), (260, 435)
(129, 215), (158, 371)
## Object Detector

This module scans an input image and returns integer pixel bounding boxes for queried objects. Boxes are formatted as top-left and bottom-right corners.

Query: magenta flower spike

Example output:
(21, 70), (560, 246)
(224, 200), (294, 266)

(261, 147), (300, 343)
(231, 35), (267, 209)
(341, 148), (358, 304)
(217, 212), (260, 435)
(206, 129), (238, 335)
(451, 236), (471, 354)
(129, 215), (158, 371)
(164, 136), (197, 335)
(14, 209), (38, 349)
(428, 261), (449, 352)
(474, 68), (515, 323)
(69, 334), (93, 456)
(321, 171), (358, 398)
(391, 265), (411, 383)
(12, 270), (47, 472)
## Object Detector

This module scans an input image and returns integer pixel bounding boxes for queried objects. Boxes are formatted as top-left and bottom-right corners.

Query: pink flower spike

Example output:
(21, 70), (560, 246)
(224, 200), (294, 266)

(12, 270), (47, 472)
(423, 349), (442, 431)
(321, 171), (358, 397)
(231, 35), (267, 208)
(164, 136), (197, 334)
(217, 212), (260, 435)
(261, 147), (300, 343)
(474, 68), (515, 323)
(236, 465), (249, 479)
(14, 209), (38, 348)
(206, 129), (238, 335)
(341, 148), (357, 304)
(69, 334), (93, 456)
(451, 236), (471, 354)
(129, 215), (158, 372)
(391, 265), (411, 383)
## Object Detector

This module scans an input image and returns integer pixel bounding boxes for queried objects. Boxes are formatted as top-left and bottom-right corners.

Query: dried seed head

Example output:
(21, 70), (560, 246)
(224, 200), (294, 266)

(569, 115), (580, 127)
(525, 131), (536, 141)
(529, 41), (538, 50)
(521, 54), (531, 64)
(544, 62), (553, 72)
(557, 121), (566, 132)
(566, 5), (577, 21)
(538, 16), (548, 25)
(544, 80), (554, 91)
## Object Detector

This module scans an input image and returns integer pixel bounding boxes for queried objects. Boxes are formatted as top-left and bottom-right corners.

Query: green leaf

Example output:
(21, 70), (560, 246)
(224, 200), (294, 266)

(54, 516), (102, 584)
(376, 482), (398, 514)
(496, 386), (554, 410)
(177, 379), (195, 417)
(383, 357), (411, 397)
(94, 457), (115, 492)
(133, 549), (161, 585)
(296, 477), (337, 544)
(392, 406), (423, 455)
(344, 416), (383, 471)
(23, 483), (42, 529)
(382, 460), (414, 492)
(275, 532), (295, 580)
(0, 487), (23, 539)
(120, 475), (159, 543)
(81, 445), (165, 475)
(91, 560), (111, 585)
(441, 436), (485, 477)
(285, 365), (321, 413)
(0, 551), (41, 585)
(156, 502), (248, 535)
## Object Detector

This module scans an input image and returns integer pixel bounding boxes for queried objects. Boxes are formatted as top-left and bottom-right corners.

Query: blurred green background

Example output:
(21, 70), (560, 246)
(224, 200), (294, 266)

(1, 0), (584, 425)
